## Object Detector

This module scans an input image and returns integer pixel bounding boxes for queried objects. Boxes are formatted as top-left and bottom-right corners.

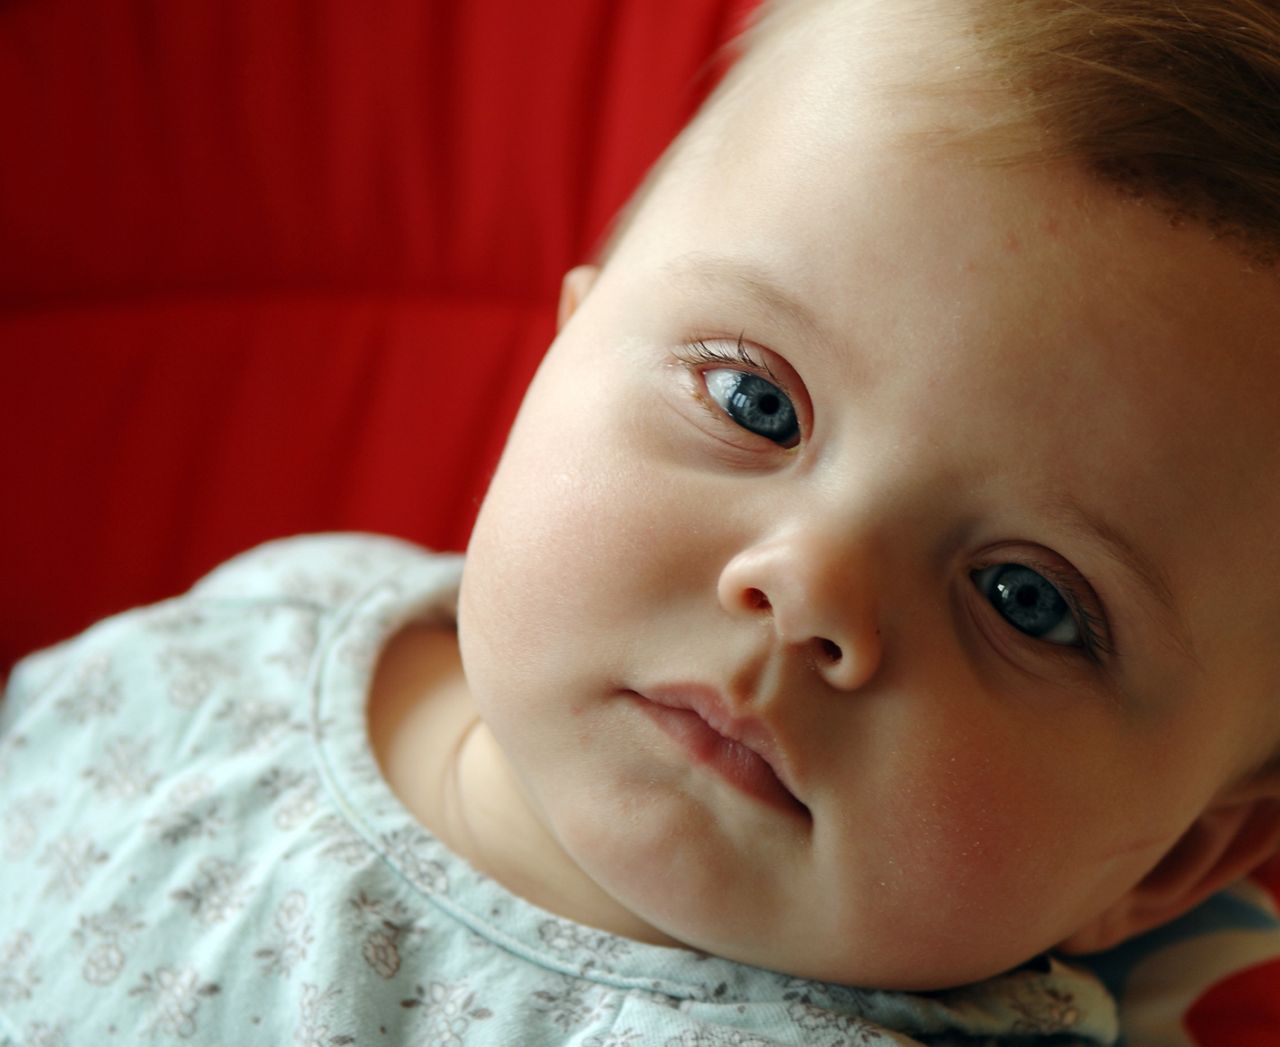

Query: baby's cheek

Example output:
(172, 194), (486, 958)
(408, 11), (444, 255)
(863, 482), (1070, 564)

(868, 729), (1070, 940)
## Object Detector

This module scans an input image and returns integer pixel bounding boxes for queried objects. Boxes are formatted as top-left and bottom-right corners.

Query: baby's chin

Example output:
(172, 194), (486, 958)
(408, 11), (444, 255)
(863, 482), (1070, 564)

(544, 802), (1032, 992)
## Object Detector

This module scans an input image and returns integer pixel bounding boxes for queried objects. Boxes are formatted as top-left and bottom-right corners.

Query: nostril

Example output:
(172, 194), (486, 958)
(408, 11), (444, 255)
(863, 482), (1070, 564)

(746, 588), (771, 612)
(818, 638), (842, 663)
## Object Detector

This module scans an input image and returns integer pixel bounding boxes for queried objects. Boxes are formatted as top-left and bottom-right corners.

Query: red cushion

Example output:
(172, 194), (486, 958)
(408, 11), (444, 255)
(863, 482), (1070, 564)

(1185, 957), (1280, 1046)
(0, 0), (754, 668)
(2, 298), (551, 654)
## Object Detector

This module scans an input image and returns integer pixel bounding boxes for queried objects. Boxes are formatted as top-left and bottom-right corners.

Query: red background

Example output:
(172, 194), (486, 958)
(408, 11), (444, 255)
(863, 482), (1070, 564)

(0, 0), (754, 669)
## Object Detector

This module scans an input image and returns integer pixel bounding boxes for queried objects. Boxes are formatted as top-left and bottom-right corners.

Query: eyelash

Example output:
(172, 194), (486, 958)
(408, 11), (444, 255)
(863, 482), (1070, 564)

(675, 335), (781, 381)
(671, 336), (798, 441)
(976, 555), (1114, 664)
(1044, 568), (1112, 661)
(670, 337), (1114, 664)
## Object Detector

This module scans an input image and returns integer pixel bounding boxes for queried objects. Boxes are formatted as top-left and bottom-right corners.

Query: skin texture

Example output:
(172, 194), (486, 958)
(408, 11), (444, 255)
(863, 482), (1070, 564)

(377, 0), (1280, 992)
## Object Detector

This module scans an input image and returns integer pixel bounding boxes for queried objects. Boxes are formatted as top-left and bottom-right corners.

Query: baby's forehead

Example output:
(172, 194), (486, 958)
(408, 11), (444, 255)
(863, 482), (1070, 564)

(633, 3), (1013, 253)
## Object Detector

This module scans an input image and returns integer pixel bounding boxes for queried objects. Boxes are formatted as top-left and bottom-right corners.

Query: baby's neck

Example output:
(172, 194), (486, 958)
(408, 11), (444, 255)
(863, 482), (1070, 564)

(368, 623), (679, 946)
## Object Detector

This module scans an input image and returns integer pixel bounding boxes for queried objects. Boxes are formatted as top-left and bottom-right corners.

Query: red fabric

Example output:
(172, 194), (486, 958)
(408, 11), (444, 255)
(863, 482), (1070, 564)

(0, 1), (749, 307)
(1185, 958), (1280, 1046)
(0, 0), (755, 668)
(1255, 854), (1280, 907)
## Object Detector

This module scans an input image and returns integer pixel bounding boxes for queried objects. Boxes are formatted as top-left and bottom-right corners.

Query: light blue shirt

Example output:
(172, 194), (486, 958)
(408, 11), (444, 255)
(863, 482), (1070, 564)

(0, 534), (1117, 1045)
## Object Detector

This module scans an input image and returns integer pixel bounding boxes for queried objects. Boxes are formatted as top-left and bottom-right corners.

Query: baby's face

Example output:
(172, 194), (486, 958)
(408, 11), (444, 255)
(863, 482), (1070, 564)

(459, 1), (1280, 989)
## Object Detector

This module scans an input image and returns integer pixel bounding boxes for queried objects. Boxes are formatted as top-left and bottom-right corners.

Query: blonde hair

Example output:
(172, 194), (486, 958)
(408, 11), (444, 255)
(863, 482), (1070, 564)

(599, 0), (1280, 267)
(964, 0), (1280, 265)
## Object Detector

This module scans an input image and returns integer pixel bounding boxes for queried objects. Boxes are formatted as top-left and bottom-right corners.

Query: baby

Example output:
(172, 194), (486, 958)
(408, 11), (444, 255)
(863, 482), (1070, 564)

(4, 0), (1280, 1043)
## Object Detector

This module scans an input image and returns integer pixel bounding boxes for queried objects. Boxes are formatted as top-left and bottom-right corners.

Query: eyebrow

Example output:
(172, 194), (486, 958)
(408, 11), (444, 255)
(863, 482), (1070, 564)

(661, 252), (828, 342)
(1039, 498), (1198, 666)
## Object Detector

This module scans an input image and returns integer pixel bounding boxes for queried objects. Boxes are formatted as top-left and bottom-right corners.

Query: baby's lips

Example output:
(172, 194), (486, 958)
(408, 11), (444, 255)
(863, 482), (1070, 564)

(630, 682), (810, 818)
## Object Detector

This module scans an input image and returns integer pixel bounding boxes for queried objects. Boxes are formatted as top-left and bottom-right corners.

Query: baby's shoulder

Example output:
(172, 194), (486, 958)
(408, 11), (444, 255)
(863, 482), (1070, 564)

(191, 532), (447, 608)
(3, 533), (457, 726)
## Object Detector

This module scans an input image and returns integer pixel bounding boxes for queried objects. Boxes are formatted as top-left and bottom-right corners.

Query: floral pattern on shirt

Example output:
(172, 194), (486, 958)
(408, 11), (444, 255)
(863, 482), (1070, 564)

(73, 904), (145, 986)
(129, 966), (221, 1040)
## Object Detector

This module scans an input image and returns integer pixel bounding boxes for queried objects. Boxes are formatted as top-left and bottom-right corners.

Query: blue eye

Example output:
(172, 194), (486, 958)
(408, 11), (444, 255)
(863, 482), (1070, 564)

(973, 563), (1081, 646)
(705, 369), (800, 447)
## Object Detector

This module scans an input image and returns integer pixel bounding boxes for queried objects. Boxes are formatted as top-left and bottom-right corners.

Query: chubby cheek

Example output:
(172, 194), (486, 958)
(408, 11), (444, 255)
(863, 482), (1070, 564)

(459, 349), (707, 715)
(856, 719), (1110, 959)
(469, 441), (683, 638)
(882, 752), (1029, 908)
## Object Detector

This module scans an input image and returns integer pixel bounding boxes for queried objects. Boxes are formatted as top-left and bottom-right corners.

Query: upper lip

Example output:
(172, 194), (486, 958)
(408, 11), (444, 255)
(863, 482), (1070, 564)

(634, 682), (803, 802)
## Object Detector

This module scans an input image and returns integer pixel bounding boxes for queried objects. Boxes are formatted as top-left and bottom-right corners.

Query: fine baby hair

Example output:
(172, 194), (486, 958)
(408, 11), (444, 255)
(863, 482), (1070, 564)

(616, 0), (1280, 267)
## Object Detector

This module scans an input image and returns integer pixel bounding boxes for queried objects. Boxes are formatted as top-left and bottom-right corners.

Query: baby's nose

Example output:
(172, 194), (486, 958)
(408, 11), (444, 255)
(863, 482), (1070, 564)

(719, 536), (883, 692)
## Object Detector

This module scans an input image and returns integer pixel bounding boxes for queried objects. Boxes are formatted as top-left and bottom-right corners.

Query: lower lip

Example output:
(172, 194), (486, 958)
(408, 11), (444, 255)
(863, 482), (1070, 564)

(631, 696), (808, 819)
